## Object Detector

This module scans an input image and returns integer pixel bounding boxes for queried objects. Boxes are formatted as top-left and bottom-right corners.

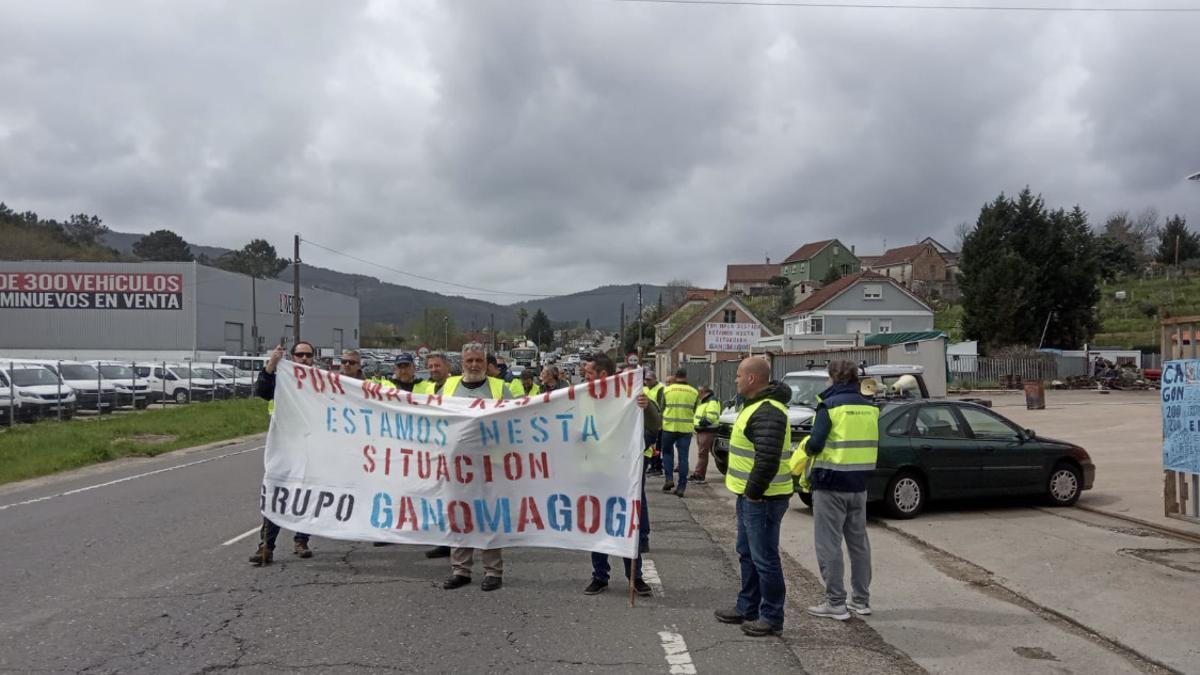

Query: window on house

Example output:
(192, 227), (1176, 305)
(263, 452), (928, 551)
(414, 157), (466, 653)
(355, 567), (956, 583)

(799, 263), (807, 273)
(833, 246), (840, 256)
(810, 316), (824, 334)
(863, 284), (883, 300)
(723, 309), (737, 323)
(879, 320), (893, 333)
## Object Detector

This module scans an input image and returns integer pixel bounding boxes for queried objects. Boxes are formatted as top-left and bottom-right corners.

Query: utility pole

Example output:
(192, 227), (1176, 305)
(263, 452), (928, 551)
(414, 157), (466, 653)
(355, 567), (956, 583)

(1176, 234), (1181, 267)
(443, 316), (449, 351)
(490, 313), (496, 353)
(637, 284), (644, 362)
(619, 303), (625, 356)
(250, 275), (258, 355)
(292, 234), (301, 347)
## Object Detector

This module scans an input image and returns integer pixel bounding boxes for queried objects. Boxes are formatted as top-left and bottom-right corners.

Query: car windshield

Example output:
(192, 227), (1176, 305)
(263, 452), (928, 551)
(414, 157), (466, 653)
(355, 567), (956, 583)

(782, 375), (827, 407)
(9, 368), (60, 386)
(99, 365), (135, 379)
(192, 368), (220, 379)
(58, 364), (100, 380)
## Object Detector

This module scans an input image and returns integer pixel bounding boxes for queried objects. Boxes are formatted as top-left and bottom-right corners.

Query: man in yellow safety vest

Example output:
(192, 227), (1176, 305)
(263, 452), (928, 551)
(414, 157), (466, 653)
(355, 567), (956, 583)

(508, 368), (540, 397)
(413, 352), (450, 396)
(714, 357), (793, 637)
(689, 386), (721, 484)
(801, 360), (878, 622)
(659, 368), (699, 497)
(440, 343), (509, 591)
(643, 371), (665, 476)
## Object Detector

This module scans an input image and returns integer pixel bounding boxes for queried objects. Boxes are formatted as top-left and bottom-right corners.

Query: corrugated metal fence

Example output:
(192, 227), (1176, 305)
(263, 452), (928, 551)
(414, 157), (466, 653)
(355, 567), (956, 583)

(947, 356), (1058, 390)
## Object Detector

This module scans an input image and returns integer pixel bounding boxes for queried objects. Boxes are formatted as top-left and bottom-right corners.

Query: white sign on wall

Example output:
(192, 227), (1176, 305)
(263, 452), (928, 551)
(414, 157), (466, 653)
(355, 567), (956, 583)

(704, 322), (761, 352)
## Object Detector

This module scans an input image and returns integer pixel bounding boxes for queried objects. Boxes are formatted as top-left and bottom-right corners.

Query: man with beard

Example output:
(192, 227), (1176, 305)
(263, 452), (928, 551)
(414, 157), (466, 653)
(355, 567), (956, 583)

(440, 343), (510, 591)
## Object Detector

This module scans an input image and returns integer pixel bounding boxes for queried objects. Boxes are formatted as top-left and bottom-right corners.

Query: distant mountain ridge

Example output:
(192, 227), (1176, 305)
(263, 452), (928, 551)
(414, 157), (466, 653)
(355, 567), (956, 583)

(100, 231), (664, 331)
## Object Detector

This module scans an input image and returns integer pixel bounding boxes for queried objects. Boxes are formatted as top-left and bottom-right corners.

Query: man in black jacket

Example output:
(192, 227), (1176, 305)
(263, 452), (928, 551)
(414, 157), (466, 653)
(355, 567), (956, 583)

(248, 341), (316, 565)
(715, 357), (794, 637)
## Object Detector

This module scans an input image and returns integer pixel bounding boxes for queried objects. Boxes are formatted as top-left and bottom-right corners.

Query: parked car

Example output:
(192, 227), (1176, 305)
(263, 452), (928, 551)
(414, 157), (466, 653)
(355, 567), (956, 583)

(715, 364), (930, 457)
(213, 364), (254, 397)
(0, 372), (21, 424)
(6, 359), (118, 414)
(218, 355), (269, 375)
(132, 363), (219, 404)
(88, 361), (156, 407)
(0, 363), (77, 420)
(793, 400), (1095, 518)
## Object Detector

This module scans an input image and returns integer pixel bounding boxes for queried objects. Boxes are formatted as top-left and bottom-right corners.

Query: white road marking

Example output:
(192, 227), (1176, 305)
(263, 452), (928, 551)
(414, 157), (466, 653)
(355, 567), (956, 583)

(642, 558), (665, 596)
(658, 628), (696, 675)
(0, 445), (264, 512)
(221, 526), (261, 547)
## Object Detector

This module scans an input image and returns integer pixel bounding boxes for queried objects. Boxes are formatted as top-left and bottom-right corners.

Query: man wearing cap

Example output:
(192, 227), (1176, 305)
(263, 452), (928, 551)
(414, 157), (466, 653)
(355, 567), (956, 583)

(389, 353), (426, 392)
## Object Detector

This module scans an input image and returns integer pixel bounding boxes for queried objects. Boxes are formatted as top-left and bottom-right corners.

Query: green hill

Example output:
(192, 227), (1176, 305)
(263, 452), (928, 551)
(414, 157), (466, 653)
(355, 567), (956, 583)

(1094, 273), (1200, 350)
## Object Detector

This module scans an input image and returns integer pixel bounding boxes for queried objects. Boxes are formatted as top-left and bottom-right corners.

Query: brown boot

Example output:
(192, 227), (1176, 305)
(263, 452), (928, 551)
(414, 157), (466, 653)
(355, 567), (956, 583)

(248, 545), (273, 565)
(293, 540), (313, 558)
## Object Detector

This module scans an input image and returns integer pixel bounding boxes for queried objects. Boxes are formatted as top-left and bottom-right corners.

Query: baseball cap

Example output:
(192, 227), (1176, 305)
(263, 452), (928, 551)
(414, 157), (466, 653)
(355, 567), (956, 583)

(395, 353), (415, 365)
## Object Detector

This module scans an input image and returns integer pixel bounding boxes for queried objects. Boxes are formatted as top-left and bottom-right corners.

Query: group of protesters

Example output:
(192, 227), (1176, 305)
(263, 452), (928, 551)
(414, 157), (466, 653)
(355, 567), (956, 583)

(249, 341), (876, 638)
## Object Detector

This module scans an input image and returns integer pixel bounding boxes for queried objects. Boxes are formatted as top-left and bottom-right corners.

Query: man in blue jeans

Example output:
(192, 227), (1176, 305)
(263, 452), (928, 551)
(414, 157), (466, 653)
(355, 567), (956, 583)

(582, 353), (654, 597)
(714, 357), (793, 637)
(659, 368), (699, 497)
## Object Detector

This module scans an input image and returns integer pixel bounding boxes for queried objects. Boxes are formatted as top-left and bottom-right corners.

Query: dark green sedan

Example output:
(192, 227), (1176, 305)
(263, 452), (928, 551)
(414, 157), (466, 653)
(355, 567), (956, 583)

(797, 401), (1096, 519)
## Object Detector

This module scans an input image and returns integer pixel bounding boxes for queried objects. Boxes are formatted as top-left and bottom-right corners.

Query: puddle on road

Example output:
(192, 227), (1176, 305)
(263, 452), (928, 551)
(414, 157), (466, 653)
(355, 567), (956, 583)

(1119, 548), (1200, 574)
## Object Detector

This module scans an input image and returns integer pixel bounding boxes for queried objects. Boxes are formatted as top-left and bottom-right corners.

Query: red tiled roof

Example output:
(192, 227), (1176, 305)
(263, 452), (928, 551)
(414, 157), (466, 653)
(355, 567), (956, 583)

(782, 240), (833, 264)
(685, 288), (721, 302)
(857, 255), (880, 267)
(781, 271), (888, 317)
(869, 242), (944, 269)
(725, 264), (780, 284)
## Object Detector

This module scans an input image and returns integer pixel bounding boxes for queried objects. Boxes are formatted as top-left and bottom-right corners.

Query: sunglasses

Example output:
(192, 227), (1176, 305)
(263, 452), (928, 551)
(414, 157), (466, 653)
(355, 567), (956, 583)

(293, 352), (314, 358)
(342, 360), (360, 366)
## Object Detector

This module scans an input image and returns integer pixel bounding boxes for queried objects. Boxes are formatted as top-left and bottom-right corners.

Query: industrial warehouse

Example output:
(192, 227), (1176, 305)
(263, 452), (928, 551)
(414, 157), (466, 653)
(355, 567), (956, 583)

(0, 261), (359, 362)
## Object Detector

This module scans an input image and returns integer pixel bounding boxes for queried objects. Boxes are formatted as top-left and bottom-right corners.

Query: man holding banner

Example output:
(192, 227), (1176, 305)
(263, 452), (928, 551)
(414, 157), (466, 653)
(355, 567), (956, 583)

(441, 343), (511, 591)
(582, 353), (654, 597)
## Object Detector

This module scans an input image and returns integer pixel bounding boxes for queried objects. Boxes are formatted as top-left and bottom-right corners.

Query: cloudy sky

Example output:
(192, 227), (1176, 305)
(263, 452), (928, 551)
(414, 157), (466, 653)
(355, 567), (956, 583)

(2, 0), (1198, 301)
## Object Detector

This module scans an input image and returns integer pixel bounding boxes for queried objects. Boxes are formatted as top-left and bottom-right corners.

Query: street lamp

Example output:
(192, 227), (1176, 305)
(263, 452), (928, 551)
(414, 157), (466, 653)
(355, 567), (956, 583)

(1188, 171), (1200, 181)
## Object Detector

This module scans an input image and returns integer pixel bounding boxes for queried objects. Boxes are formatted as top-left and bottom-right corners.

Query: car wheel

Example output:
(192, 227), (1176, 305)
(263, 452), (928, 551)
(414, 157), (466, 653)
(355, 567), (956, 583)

(884, 470), (925, 519)
(1046, 462), (1082, 506)
(174, 389), (190, 405)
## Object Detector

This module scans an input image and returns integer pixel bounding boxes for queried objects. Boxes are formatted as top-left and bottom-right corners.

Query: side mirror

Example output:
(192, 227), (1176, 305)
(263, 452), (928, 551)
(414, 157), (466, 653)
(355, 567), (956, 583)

(1021, 428), (1035, 442)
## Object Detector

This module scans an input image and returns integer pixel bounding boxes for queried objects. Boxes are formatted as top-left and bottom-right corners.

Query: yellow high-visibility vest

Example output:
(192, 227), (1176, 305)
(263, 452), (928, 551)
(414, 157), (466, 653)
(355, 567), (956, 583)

(694, 398), (720, 429)
(725, 398), (794, 497)
(661, 383), (699, 434)
(441, 375), (506, 400)
(809, 405), (879, 475)
(510, 380), (541, 397)
(413, 380), (439, 395)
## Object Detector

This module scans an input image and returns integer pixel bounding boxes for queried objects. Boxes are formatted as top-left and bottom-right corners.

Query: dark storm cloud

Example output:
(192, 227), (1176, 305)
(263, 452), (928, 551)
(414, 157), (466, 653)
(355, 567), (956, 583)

(1, 1), (1197, 298)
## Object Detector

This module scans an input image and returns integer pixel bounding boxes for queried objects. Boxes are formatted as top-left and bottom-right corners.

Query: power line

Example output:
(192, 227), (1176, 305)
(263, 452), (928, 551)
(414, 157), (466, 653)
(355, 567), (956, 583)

(610, 0), (1200, 12)
(300, 237), (643, 301)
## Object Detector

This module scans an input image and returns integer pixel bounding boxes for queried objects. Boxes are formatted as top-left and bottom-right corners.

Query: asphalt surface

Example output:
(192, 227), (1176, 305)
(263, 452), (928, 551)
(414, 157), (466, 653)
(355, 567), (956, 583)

(0, 435), (868, 674)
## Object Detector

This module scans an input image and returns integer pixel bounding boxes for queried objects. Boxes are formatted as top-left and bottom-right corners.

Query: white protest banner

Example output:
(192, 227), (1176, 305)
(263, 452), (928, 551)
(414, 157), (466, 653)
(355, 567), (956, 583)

(262, 366), (645, 557)
(704, 322), (761, 352)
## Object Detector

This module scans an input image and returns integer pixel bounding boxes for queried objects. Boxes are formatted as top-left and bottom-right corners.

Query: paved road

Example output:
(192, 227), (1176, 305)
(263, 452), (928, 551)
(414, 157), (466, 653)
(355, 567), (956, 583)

(0, 436), (845, 674)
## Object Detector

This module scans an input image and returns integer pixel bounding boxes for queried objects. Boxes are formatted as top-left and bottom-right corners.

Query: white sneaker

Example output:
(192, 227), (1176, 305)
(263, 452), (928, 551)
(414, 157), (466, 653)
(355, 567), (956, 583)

(806, 602), (851, 621)
(847, 601), (872, 616)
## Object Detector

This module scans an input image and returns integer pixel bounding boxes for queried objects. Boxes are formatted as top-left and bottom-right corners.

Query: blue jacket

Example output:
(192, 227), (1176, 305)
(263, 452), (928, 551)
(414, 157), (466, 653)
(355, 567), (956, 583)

(804, 383), (874, 493)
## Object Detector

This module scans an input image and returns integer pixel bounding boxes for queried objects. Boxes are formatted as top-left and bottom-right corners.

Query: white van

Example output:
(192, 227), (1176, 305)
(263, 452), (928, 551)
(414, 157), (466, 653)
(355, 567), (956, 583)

(219, 356), (269, 375)
(213, 364), (254, 396)
(87, 361), (156, 408)
(9, 359), (120, 413)
(132, 362), (219, 404)
(0, 363), (77, 420)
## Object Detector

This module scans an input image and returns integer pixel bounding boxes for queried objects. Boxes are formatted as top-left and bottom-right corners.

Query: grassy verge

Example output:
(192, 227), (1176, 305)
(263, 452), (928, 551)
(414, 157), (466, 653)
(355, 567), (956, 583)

(0, 399), (269, 486)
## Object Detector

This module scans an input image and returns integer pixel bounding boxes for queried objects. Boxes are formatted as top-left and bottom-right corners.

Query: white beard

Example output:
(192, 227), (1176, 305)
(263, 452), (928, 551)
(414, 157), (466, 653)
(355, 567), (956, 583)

(462, 371), (486, 384)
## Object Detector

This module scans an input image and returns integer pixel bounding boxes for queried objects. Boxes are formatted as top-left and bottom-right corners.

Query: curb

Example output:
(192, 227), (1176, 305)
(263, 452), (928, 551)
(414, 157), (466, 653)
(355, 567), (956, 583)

(1075, 503), (1200, 545)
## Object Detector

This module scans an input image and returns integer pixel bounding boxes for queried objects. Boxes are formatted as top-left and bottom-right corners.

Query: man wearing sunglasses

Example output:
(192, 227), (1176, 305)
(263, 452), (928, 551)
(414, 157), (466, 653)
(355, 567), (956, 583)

(248, 341), (317, 565)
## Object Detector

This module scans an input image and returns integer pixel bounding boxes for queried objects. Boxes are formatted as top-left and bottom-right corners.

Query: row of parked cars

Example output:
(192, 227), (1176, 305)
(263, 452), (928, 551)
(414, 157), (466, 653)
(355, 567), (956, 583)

(0, 357), (261, 424)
